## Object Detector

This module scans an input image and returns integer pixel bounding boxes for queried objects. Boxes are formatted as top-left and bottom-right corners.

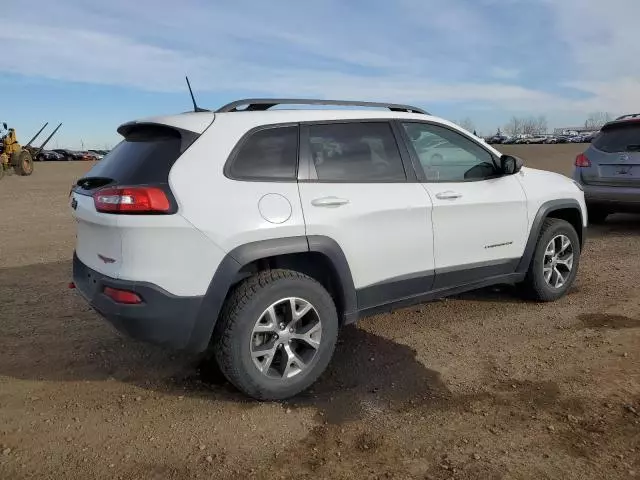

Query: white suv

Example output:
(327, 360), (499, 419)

(70, 99), (587, 400)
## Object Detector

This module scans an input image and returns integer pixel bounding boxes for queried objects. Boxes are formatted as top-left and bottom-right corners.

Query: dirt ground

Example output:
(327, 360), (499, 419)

(1, 144), (639, 480)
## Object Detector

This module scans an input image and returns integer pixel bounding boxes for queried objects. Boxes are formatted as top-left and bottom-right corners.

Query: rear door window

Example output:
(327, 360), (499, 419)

(307, 122), (406, 182)
(227, 126), (299, 181)
(593, 123), (640, 153)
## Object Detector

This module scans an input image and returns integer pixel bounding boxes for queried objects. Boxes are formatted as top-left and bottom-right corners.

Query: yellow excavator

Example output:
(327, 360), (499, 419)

(0, 121), (62, 180)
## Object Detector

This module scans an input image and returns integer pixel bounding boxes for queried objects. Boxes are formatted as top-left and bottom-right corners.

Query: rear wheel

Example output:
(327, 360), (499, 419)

(212, 269), (339, 400)
(521, 218), (580, 302)
(13, 150), (34, 176)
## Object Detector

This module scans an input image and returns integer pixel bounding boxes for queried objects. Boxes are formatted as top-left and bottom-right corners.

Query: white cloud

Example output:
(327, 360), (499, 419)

(490, 67), (520, 80)
(1, 0), (639, 125)
(547, 0), (640, 80)
(0, 20), (566, 113)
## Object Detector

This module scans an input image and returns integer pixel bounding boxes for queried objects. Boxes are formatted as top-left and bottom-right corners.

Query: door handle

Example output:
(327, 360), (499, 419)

(311, 196), (350, 208)
(435, 191), (462, 200)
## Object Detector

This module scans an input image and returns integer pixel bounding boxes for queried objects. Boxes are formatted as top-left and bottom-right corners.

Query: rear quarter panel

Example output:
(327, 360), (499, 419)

(169, 114), (307, 255)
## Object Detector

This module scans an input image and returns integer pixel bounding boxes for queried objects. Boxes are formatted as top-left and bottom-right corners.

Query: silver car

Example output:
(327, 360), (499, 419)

(573, 114), (640, 223)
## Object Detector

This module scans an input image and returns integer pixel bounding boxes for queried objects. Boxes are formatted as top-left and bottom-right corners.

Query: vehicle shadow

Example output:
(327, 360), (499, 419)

(0, 246), (621, 418)
(197, 325), (452, 423)
(585, 213), (640, 239)
(0, 260), (451, 419)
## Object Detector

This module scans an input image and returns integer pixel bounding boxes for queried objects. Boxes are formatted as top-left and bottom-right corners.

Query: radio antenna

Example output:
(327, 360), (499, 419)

(185, 76), (208, 112)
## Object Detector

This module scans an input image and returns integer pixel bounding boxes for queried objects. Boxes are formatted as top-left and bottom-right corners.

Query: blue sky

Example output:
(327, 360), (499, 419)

(3, 0), (638, 148)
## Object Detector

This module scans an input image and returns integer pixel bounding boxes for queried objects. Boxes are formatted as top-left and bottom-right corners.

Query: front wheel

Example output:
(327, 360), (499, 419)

(521, 218), (581, 302)
(212, 269), (339, 400)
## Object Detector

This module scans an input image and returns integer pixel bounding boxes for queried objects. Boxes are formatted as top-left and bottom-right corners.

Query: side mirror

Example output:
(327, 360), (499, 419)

(500, 154), (524, 175)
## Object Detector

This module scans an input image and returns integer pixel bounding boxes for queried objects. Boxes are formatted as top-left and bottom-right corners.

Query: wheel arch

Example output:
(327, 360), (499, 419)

(187, 235), (357, 352)
(516, 199), (585, 274)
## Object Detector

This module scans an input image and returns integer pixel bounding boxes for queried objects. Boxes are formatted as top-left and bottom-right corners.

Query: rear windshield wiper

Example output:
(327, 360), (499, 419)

(76, 176), (114, 190)
(626, 144), (640, 151)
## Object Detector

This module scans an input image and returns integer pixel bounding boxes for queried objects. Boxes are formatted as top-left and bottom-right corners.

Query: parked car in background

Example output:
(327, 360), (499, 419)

(88, 149), (107, 160)
(524, 135), (547, 144)
(583, 132), (598, 143)
(76, 151), (98, 161)
(487, 135), (508, 145)
(35, 150), (64, 161)
(52, 149), (81, 161)
(573, 113), (640, 223)
(544, 136), (558, 144)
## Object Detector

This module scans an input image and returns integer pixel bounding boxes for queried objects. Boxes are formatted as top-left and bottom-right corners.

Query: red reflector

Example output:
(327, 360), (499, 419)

(94, 186), (171, 214)
(68, 282), (76, 289)
(575, 153), (591, 167)
(103, 287), (142, 304)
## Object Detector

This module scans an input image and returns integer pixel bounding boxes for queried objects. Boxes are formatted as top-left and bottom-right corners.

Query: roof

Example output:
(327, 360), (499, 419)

(216, 98), (428, 114)
(120, 108), (447, 135)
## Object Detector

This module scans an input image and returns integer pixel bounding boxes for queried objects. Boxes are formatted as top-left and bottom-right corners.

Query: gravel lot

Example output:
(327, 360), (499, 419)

(1, 145), (639, 480)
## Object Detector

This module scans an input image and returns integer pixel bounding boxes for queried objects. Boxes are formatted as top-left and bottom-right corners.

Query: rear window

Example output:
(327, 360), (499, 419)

(592, 123), (640, 153)
(77, 125), (188, 190)
(226, 126), (299, 181)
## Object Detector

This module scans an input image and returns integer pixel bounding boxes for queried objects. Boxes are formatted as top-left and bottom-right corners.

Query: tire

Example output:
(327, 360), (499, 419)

(587, 206), (608, 224)
(12, 150), (34, 176)
(521, 218), (581, 302)
(212, 269), (339, 400)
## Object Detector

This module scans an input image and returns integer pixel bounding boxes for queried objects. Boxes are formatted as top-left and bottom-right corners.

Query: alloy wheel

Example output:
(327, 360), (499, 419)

(543, 234), (574, 288)
(250, 297), (322, 380)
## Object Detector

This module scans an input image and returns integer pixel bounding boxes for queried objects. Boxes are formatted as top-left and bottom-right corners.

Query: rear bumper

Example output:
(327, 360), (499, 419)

(581, 183), (640, 211)
(72, 253), (205, 351)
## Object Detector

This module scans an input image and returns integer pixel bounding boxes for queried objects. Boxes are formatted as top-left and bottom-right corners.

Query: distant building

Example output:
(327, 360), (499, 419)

(553, 126), (594, 135)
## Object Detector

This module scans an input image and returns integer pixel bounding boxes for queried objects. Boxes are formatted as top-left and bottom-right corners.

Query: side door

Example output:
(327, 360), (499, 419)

(297, 121), (435, 311)
(398, 121), (528, 289)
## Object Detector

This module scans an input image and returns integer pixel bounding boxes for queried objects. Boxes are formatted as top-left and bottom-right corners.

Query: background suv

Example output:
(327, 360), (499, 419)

(573, 113), (640, 223)
(70, 98), (587, 400)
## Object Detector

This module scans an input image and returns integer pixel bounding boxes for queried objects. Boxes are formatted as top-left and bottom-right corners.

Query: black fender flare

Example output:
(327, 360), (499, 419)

(187, 235), (357, 352)
(515, 199), (585, 274)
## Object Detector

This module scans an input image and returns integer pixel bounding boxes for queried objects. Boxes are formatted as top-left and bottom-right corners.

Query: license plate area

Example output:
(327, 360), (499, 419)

(599, 165), (637, 178)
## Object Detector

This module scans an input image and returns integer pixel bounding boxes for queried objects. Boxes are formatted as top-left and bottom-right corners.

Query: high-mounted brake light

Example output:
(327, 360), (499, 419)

(103, 287), (142, 304)
(94, 186), (171, 214)
(575, 153), (591, 167)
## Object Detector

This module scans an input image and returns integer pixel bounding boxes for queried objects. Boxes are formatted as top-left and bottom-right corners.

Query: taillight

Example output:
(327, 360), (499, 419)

(103, 286), (142, 304)
(575, 153), (591, 167)
(93, 186), (171, 214)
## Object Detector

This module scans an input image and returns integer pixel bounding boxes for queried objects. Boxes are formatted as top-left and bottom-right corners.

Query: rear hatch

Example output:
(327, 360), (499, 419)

(71, 121), (204, 278)
(580, 121), (640, 187)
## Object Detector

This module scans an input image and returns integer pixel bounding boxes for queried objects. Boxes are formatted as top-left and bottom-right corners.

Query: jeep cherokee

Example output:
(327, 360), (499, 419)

(71, 98), (587, 400)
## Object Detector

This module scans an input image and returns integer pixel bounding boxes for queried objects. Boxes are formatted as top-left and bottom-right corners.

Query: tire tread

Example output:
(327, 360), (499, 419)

(521, 218), (579, 302)
(213, 269), (332, 400)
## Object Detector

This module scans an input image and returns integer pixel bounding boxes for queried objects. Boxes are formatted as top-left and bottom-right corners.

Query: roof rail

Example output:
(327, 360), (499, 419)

(615, 113), (640, 121)
(215, 98), (429, 115)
